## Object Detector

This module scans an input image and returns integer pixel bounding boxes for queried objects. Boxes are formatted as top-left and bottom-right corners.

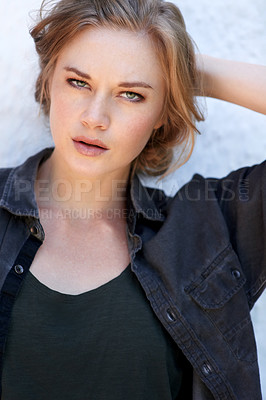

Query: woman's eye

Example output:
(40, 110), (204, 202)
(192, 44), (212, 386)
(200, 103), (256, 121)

(121, 91), (143, 102)
(67, 79), (89, 89)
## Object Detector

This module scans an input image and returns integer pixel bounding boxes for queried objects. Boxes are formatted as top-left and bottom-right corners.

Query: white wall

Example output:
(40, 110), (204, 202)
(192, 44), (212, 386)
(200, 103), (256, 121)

(1, 0), (266, 396)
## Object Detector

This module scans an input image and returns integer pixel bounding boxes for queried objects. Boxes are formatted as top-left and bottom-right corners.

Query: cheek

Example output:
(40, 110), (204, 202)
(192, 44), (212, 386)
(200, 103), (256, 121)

(121, 114), (156, 156)
(49, 91), (75, 134)
(50, 89), (70, 118)
(129, 112), (159, 140)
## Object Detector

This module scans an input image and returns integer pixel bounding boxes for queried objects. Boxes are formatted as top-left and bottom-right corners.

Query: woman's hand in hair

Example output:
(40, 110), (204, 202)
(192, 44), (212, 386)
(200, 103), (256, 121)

(196, 54), (266, 115)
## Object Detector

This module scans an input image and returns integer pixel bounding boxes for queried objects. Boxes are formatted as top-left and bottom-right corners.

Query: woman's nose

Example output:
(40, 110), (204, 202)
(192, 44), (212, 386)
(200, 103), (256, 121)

(81, 97), (110, 130)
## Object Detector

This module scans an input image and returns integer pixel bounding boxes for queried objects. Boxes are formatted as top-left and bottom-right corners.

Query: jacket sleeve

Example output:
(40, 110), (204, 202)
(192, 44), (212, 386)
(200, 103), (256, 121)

(213, 160), (266, 308)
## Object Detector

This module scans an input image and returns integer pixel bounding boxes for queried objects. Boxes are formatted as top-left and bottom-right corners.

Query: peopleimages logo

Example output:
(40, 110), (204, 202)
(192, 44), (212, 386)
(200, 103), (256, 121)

(13, 177), (250, 204)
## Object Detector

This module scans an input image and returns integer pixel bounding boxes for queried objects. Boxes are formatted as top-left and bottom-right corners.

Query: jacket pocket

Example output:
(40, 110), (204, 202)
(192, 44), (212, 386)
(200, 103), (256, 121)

(185, 246), (257, 363)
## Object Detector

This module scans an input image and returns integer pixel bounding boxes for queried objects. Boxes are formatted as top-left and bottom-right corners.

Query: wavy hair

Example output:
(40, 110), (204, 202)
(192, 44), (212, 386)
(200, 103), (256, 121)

(30, 0), (204, 176)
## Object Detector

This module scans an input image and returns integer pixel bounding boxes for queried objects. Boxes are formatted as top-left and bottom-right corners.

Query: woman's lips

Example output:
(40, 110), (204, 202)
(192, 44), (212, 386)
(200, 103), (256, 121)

(72, 136), (109, 157)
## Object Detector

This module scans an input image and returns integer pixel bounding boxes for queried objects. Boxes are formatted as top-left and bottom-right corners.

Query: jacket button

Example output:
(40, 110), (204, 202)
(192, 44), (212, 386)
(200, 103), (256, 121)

(166, 308), (177, 322)
(14, 265), (24, 275)
(202, 362), (213, 376)
(231, 269), (241, 279)
(30, 225), (39, 235)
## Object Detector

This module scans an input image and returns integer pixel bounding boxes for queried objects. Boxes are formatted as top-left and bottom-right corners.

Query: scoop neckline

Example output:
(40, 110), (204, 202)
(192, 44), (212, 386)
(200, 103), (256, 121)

(26, 264), (131, 303)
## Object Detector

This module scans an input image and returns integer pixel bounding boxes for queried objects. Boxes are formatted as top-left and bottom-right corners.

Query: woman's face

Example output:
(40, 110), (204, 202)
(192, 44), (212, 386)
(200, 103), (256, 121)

(48, 27), (166, 181)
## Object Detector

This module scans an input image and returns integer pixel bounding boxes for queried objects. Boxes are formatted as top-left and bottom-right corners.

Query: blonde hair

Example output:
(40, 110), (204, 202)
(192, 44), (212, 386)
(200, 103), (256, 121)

(30, 0), (204, 176)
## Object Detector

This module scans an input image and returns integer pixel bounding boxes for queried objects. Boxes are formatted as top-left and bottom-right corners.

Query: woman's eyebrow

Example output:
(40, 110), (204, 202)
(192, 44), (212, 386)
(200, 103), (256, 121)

(64, 66), (91, 80)
(64, 66), (153, 89)
(118, 81), (153, 89)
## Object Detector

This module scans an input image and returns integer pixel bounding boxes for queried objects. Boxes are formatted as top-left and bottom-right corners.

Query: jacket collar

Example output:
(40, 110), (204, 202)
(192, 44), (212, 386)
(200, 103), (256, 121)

(0, 148), (53, 218)
(0, 147), (166, 222)
(129, 174), (166, 222)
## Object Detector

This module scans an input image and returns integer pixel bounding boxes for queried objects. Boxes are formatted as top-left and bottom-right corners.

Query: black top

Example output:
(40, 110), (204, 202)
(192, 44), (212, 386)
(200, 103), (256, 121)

(2, 263), (192, 399)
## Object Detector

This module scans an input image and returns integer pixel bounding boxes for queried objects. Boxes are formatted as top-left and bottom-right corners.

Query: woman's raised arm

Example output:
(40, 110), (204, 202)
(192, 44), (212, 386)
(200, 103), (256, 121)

(197, 54), (266, 115)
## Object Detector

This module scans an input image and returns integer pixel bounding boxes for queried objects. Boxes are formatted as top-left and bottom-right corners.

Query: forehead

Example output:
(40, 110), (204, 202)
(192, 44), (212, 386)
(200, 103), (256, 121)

(55, 26), (164, 86)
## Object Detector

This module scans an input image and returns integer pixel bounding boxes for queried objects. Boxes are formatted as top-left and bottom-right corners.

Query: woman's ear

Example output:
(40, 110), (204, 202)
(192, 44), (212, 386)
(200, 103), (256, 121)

(154, 113), (166, 130)
(154, 121), (164, 130)
(153, 112), (166, 130)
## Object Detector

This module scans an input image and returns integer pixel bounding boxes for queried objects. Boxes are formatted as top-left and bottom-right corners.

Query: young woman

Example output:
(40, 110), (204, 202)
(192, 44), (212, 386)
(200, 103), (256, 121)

(0, 0), (265, 399)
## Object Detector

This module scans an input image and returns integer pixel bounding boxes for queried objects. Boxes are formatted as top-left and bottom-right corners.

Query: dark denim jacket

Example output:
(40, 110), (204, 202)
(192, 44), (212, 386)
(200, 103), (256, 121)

(0, 147), (265, 399)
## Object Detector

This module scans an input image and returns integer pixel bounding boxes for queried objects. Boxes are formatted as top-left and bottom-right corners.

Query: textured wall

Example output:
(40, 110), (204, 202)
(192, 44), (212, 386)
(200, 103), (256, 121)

(0, 0), (266, 396)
